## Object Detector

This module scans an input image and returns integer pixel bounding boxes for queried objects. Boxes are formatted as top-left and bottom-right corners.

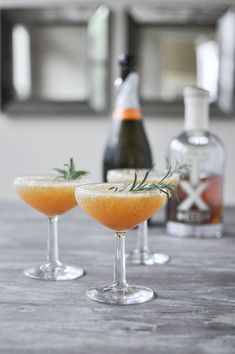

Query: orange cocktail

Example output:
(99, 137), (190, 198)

(14, 175), (85, 281)
(107, 169), (178, 265)
(14, 176), (78, 217)
(77, 183), (166, 231)
(75, 183), (167, 305)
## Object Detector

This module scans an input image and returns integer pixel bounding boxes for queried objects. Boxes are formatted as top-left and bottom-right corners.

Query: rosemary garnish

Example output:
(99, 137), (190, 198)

(165, 159), (191, 177)
(108, 163), (189, 197)
(53, 158), (89, 180)
(108, 167), (175, 197)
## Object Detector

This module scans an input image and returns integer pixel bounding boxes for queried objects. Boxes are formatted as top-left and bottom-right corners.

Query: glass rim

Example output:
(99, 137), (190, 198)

(75, 182), (166, 196)
(13, 174), (88, 186)
(107, 168), (179, 180)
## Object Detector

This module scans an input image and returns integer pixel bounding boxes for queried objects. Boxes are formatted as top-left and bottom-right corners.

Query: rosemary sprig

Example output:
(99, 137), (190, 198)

(53, 158), (89, 180)
(107, 158), (191, 198)
(158, 165), (172, 184)
(108, 168), (176, 197)
(165, 158), (191, 177)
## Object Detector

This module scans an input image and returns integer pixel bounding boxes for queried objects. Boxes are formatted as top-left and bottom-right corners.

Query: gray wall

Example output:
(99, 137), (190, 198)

(1, 0), (235, 205)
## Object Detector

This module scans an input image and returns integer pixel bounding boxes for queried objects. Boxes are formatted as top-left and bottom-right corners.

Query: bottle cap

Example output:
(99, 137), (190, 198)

(118, 54), (136, 69)
(183, 86), (210, 131)
(117, 54), (136, 83)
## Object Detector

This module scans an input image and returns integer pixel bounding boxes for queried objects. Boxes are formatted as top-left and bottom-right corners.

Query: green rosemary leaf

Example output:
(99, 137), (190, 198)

(169, 160), (191, 176)
(70, 157), (75, 174)
(159, 165), (172, 184)
(136, 170), (150, 189)
(71, 171), (88, 179)
(53, 158), (89, 180)
(109, 186), (118, 192)
(53, 168), (66, 176)
(129, 172), (138, 191)
(119, 184), (129, 192)
(64, 170), (69, 180)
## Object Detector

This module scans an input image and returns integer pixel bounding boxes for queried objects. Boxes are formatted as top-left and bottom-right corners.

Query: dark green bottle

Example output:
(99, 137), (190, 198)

(102, 55), (153, 181)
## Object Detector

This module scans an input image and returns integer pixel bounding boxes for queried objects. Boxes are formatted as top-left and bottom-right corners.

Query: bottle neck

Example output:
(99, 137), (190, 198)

(113, 73), (142, 121)
(118, 54), (136, 84)
(184, 97), (209, 132)
(121, 67), (135, 82)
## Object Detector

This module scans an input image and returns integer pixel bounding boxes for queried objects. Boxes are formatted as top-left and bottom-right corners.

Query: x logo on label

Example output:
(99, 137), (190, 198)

(178, 180), (209, 211)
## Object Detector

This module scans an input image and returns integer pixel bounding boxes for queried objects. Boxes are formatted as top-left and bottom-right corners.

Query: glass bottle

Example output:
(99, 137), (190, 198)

(102, 54), (153, 181)
(166, 86), (225, 237)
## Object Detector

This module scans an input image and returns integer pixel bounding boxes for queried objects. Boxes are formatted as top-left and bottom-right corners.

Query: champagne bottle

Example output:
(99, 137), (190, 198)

(102, 55), (153, 181)
(166, 86), (226, 237)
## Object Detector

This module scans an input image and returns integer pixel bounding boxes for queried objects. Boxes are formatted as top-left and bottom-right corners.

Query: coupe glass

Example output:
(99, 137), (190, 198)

(75, 182), (167, 305)
(14, 175), (86, 281)
(107, 169), (179, 265)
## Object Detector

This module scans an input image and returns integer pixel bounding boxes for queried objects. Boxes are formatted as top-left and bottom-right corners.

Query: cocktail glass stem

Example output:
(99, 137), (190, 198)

(128, 220), (170, 266)
(47, 216), (61, 268)
(86, 229), (154, 305)
(113, 232), (127, 288)
(136, 221), (149, 254)
(23, 215), (84, 281)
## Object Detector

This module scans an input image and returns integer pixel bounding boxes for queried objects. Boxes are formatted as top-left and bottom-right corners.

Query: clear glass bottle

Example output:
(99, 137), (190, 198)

(166, 87), (225, 237)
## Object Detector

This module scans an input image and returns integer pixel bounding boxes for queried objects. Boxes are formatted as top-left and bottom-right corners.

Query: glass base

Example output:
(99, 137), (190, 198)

(86, 284), (155, 305)
(127, 250), (170, 265)
(24, 263), (85, 281)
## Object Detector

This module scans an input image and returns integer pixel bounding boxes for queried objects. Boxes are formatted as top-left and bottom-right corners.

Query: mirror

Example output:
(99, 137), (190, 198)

(218, 8), (235, 114)
(127, 4), (231, 115)
(0, 5), (110, 115)
(138, 27), (217, 103)
(13, 25), (88, 101)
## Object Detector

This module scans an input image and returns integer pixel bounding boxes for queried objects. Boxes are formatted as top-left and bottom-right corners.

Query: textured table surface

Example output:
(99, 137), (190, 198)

(0, 202), (235, 354)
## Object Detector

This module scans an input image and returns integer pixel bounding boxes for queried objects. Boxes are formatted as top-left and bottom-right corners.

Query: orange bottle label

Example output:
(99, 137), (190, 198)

(112, 108), (142, 120)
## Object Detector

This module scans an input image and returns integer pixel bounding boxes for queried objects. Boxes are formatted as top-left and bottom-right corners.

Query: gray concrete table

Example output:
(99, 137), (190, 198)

(0, 202), (235, 354)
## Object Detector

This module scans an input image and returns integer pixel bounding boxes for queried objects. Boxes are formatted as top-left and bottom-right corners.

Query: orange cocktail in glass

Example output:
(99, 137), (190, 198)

(15, 176), (78, 216)
(77, 183), (166, 231)
(14, 175), (85, 281)
(76, 183), (167, 305)
(107, 169), (179, 265)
